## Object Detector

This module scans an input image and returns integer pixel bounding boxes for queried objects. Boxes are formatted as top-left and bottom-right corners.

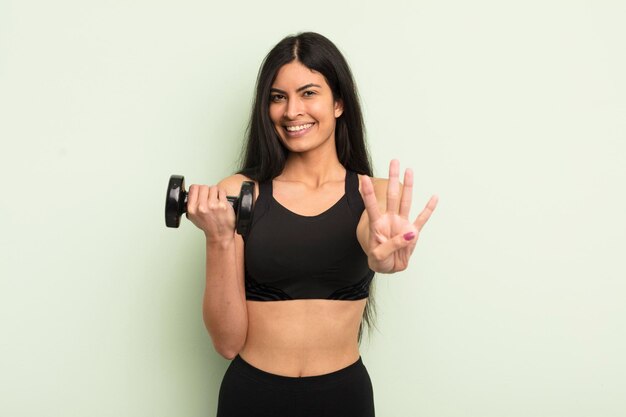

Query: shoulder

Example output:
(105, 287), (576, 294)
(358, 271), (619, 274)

(217, 173), (256, 193)
(218, 174), (259, 199)
(356, 174), (407, 209)
(370, 177), (390, 195)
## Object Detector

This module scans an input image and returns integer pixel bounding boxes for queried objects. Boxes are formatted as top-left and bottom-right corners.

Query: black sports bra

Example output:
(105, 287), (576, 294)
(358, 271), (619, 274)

(243, 170), (374, 301)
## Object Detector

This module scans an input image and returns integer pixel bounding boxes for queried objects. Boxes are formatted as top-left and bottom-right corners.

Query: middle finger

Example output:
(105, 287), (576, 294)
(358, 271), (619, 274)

(386, 159), (401, 213)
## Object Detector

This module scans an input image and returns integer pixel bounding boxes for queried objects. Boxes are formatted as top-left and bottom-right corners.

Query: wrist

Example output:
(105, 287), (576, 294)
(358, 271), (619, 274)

(205, 234), (236, 250)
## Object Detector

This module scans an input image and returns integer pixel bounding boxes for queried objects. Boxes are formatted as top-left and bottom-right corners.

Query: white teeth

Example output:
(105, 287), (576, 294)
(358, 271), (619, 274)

(285, 123), (313, 132)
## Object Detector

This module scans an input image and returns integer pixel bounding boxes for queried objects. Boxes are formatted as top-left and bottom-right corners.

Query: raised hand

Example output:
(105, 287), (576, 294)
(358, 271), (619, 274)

(186, 184), (237, 242)
(359, 160), (438, 273)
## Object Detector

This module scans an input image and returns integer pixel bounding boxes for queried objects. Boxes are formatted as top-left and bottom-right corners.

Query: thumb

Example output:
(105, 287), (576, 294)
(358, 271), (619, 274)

(370, 229), (418, 260)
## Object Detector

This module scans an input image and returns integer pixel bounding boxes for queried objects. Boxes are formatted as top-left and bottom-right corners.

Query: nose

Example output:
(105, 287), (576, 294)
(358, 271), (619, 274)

(285, 97), (304, 120)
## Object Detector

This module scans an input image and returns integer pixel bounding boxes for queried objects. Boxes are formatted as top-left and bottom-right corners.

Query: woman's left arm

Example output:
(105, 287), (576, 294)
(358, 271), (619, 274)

(356, 159), (438, 273)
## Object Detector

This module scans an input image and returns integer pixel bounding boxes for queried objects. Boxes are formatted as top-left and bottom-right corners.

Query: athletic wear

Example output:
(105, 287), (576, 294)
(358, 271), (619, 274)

(216, 355), (375, 417)
(244, 170), (374, 301)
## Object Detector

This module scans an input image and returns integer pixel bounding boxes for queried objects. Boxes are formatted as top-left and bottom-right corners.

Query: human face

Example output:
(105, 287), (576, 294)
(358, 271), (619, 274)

(269, 61), (343, 154)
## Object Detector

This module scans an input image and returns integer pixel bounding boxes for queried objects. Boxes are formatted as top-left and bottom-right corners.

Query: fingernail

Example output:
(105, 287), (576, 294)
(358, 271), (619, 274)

(403, 232), (416, 241)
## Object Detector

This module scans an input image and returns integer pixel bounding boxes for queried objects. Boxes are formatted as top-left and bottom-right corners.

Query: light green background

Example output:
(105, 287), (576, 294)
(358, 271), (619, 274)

(1, 0), (624, 416)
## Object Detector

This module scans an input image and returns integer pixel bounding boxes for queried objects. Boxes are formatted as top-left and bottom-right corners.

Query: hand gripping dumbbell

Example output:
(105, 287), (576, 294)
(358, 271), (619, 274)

(165, 175), (255, 236)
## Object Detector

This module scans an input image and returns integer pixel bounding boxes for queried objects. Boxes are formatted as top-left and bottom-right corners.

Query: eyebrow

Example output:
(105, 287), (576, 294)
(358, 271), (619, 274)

(270, 83), (322, 94)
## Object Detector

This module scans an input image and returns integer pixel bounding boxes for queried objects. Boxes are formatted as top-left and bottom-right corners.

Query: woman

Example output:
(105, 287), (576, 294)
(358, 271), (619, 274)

(186, 32), (438, 417)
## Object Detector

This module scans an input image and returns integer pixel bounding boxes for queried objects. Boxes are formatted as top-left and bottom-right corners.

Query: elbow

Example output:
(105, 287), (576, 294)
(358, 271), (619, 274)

(209, 325), (247, 360)
(214, 339), (245, 360)
(218, 349), (238, 361)
(202, 304), (248, 360)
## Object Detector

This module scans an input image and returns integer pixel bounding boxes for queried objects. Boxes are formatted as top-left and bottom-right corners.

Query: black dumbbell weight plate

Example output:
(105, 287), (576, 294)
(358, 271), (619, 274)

(236, 181), (255, 236)
(165, 175), (187, 228)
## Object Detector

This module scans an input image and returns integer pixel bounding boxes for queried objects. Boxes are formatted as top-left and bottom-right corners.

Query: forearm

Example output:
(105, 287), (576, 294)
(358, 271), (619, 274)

(202, 237), (248, 359)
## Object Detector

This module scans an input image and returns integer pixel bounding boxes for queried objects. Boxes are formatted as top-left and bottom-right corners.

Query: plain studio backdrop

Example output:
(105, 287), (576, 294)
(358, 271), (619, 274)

(1, 0), (624, 416)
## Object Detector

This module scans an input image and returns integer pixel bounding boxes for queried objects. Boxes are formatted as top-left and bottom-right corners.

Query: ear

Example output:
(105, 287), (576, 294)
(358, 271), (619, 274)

(334, 99), (344, 118)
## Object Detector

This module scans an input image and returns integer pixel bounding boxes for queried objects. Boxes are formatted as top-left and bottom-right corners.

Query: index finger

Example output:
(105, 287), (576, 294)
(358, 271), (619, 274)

(187, 184), (199, 214)
(359, 175), (382, 224)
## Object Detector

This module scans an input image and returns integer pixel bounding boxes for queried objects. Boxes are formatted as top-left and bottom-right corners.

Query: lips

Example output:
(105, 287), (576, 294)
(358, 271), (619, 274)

(285, 123), (313, 132)
(283, 122), (314, 137)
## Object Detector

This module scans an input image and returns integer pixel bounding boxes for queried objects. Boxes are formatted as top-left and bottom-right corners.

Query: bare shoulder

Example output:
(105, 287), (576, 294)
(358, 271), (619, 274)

(370, 177), (390, 194)
(217, 174), (258, 198)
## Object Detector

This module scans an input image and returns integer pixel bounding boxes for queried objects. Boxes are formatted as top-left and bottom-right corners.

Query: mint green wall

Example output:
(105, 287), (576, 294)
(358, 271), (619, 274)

(1, 1), (624, 416)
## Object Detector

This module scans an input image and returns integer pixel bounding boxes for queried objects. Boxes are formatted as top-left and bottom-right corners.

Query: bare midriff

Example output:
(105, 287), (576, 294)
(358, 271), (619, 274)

(239, 298), (368, 377)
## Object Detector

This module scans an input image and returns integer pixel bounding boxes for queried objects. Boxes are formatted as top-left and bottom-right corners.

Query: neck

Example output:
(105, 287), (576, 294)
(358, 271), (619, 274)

(280, 148), (345, 187)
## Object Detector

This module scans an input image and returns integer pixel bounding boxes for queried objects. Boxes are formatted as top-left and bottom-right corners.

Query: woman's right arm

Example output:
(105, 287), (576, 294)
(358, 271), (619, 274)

(186, 175), (250, 359)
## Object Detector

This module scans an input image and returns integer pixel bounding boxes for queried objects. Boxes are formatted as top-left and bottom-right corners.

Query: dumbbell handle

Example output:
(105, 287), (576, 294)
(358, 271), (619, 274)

(177, 193), (239, 215)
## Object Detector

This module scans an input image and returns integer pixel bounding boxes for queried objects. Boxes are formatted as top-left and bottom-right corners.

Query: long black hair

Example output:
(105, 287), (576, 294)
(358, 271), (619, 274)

(238, 32), (372, 180)
(238, 32), (376, 342)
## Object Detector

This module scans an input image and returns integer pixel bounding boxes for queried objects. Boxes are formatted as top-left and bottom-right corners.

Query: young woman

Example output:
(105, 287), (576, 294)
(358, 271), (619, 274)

(186, 32), (438, 417)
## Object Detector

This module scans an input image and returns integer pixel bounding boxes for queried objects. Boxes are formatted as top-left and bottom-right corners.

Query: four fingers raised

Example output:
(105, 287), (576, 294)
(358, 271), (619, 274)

(361, 159), (438, 273)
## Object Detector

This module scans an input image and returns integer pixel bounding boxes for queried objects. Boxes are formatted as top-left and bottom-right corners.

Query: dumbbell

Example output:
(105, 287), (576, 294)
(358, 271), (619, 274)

(165, 175), (255, 236)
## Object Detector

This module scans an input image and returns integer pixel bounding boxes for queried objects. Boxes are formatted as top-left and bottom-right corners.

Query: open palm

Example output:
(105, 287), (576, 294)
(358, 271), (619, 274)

(360, 160), (438, 273)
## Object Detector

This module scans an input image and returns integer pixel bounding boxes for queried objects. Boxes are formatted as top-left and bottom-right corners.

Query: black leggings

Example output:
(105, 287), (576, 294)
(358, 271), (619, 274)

(216, 355), (375, 417)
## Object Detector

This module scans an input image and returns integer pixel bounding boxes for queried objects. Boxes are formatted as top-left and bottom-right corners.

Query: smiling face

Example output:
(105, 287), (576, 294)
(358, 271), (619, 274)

(269, 61), (343, 155)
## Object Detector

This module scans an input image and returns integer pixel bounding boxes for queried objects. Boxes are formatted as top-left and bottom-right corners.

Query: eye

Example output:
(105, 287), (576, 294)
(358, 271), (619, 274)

(270, 94), (286, 103)
(303, 90), (316, 97)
